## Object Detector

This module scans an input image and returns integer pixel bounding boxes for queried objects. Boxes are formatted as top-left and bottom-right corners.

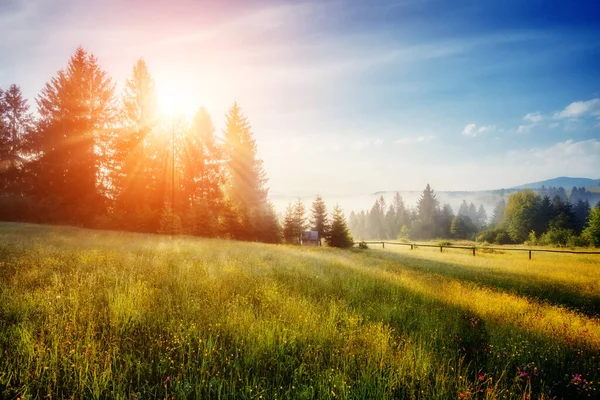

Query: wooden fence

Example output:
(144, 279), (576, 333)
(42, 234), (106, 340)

(354, 241), (600, 259)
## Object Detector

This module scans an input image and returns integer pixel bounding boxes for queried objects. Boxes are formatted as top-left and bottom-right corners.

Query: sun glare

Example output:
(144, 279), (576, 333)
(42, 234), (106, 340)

(156, 84), (197, 120)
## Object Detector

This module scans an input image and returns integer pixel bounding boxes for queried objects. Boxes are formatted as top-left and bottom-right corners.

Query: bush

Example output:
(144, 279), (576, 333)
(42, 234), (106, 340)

(525, 230), (538, 246)
(358, 241), (369, 249)
(477, 227), (512, 245)
(494, 231), (512, 245)
(539, 227), (576, 247)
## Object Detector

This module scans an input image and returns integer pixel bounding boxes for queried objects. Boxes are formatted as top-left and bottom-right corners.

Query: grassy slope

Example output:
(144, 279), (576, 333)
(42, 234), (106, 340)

(0, 223), (599, 399)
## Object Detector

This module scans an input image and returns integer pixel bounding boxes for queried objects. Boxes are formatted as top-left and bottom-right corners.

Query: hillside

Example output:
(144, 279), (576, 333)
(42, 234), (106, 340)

(511, 176), (600, 190)
(1, 223), (599, 399)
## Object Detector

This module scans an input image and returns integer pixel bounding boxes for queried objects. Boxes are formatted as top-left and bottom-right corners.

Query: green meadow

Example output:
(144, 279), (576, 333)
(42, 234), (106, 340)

(1, 223), (599, 399)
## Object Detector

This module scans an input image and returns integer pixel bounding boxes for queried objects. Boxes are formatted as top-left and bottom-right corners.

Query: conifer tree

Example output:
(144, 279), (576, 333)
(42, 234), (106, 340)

(309, 194), (329, 239)
(34, 47), (116, 224)
(326, 204), (353, 248)
(181, 107), (224, 236)
(491, 199), (506, 225)
(282, 200), (306, 244)
(582, 204), (600, 247)
(222, 103), (269, 238)
(414, 183), (439, 239)
(0, 84), (33, 194)
(114, 59), (158, 223)
(476, 204), (487, 230)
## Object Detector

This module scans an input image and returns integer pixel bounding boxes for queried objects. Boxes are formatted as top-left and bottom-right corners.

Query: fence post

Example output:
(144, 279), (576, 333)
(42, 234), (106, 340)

(529, 250), (532, 260)
(382, 242), (385, 249)
(472, 247), (476, 256)
(410, 244), (414, 250)
(440, 246), (443, 253)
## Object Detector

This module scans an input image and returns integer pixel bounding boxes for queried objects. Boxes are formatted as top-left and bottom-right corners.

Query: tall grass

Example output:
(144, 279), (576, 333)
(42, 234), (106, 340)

(0, 222), (599, 399)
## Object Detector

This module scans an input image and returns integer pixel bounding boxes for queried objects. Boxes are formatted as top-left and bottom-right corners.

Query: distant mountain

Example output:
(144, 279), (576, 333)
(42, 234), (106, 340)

(511, 177), (600, 190)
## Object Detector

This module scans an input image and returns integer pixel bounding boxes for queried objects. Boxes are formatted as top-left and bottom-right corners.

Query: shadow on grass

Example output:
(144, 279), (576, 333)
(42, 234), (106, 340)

(353, 248), (600, 318)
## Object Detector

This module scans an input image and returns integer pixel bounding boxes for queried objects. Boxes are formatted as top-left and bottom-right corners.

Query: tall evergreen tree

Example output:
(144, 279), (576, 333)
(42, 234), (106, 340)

(467, 202), (477, 223)
(282, 199), (306, 244)
(476, 204), (487, 230)
(458, 200), (470, 218)
(573, 199), (591, 235)
(0, 84), (33, 194)
(392, 192), (408, 234)
(33, 47), (116, 224)
(491, 199), (506, 225)
(414, 183), (439, 239)
(114, 59), (159, 223)
(222, 103), (269, 238)
(438, 204), (454, 238)
(326, 204), (353, 248)
(180, 107), (224, 236)
(582, 204), (600, 247)
(309, 194), (329, 239)
(223, 103), (267, 208)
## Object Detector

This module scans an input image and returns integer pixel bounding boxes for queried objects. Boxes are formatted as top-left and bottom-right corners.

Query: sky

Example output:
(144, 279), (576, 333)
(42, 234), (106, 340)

(1, 0), (600, 197)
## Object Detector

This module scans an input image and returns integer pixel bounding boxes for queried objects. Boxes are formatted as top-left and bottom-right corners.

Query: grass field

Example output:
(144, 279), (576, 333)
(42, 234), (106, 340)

(1, 223), (599, 399)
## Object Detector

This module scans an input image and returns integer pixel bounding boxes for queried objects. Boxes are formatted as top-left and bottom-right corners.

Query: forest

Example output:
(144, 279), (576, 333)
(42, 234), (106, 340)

(348, 184), (600, 247)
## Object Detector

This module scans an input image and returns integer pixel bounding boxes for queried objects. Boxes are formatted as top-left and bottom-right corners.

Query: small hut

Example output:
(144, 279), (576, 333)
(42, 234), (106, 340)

(301, 230), (319, 246)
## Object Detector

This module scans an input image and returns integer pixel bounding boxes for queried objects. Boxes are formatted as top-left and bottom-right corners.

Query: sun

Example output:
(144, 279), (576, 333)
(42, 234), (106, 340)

(156, 84), (197, 120)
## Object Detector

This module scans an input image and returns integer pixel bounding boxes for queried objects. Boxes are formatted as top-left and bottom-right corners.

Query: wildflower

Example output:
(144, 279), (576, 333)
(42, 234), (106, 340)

(164, 376), (170, 384)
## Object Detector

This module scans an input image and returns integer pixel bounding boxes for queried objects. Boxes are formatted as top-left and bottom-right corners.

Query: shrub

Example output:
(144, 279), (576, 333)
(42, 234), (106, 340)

(494, 231), (511, 245)
(539, 227), (576, 247)
(525, 230), (538, 246)
(358, 241), (369, 249)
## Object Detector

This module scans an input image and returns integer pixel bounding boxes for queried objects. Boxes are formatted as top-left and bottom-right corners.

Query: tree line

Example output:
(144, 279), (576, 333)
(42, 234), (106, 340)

(348, 184), (495, 241)
(483, 189), (600, 247)
(347, 183), (600, 247)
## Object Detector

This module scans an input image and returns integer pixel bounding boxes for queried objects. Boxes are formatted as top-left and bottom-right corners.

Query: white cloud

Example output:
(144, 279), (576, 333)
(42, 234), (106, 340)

(462, 123), (494, 137)
(516, 124), (533, 134)
(523, 112), (543, 123)
(394, 135), (436, 144)
(554, 98), (600, 119)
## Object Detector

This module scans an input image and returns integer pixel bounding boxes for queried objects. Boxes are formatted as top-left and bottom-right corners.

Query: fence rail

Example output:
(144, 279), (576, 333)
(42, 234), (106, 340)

(354, 241), (600, 259)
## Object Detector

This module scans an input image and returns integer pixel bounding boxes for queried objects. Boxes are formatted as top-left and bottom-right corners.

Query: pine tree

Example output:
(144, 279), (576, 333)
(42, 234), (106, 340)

(33, 47), (116, 224)
(582, 204), (600, 247)
(573, 200), (591, 235)
(458, 200), (470, 217)
(309, 194), (329, 239)
(222, 103), (269, 238)
(467, 202), (477, 223)
(392, 192), (408, 235)
(0, 84), (33, 194)
(293, 198), (307, 235)
(414, 183), (439, 239)
(282, 200), (306, 244)
(114, 59), (158, 223)
(438, 204), (454, 238)
(254, 201), (282, 243)
(476, 204), (487, 230)
(181, 108), (224, 236)
(326, 204), (353, 248)
(491, 199), (506, 225)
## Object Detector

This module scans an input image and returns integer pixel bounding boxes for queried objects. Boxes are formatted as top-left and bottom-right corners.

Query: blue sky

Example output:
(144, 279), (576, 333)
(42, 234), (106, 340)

(1, 0), (599, 196)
